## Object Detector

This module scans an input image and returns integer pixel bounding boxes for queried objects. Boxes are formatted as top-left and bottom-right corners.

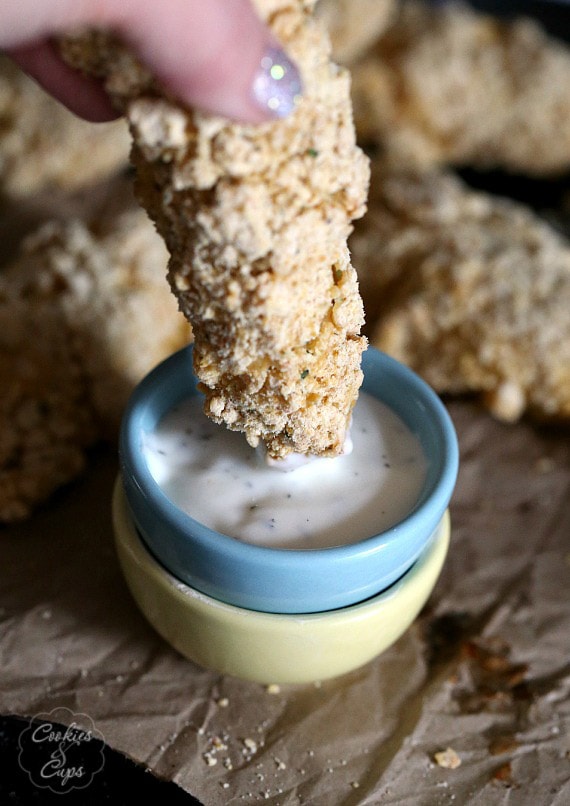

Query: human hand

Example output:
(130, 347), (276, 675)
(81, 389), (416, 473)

(2, 0), (302, 123)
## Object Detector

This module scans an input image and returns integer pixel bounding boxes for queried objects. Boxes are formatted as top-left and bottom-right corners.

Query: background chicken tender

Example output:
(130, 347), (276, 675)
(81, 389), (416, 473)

(0, 183), (190, 522)
(316, 0), (396, 65)
(350, 0), (570, 176)
(350, 164), (570, 423)
(60, 0), (370, 460)
(0, 56), (129, 199)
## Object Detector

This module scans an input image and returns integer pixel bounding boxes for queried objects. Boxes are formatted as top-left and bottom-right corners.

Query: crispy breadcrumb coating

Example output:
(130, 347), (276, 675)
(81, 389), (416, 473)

(350, 164), (570, 422)
(59, 0), (369, 459)
(0, 56), (129, 198)
(0, 191), (190, 522)
(351, 0), (570, 176)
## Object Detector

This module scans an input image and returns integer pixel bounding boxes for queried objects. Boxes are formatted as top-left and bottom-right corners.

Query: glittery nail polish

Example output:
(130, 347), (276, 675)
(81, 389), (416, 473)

(252, 45), (303, 118)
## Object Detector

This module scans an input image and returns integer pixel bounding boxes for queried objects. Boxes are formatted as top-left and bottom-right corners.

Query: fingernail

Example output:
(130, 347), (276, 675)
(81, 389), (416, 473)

(251, 45), (303, 118)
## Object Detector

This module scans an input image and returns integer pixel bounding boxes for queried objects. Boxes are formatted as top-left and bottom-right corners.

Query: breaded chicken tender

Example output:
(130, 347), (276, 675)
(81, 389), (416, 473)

(0, 189), (190, 522)
(59, 0), (369, 460)
(350, 164), (570, 423)
(316, 0), (396, 65)
(351, 0), (570, 176)
(0, 55), (129, 198)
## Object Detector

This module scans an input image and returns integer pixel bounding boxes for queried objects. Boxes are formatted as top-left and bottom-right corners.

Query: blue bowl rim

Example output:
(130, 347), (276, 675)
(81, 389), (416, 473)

(119, 344), (459, 571)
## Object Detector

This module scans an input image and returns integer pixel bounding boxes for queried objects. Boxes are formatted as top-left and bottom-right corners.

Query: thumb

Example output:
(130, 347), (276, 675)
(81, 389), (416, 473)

(108, 0), (303, 122)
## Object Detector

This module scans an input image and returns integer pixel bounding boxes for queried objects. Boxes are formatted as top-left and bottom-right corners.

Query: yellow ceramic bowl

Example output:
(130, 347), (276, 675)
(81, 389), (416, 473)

(113, 481), (450, 684)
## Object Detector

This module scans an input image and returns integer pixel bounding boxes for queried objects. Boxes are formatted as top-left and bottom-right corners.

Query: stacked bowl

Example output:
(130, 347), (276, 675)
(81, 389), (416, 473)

(113, 346), (458, 684)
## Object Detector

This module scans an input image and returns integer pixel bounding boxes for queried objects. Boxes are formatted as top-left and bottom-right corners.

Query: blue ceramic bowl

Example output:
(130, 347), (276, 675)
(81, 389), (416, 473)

(119, 345), (458, 614)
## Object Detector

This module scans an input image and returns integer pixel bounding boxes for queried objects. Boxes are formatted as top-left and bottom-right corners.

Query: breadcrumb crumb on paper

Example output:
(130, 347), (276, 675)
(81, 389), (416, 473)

(434, 747), (462, 769)
(59, 0), (369, 460)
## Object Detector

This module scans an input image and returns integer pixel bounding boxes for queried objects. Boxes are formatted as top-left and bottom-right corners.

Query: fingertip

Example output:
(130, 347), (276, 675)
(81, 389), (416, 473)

(111, 0), (303, 124)
(250, 44), (303, 121)
(8, 40), (119, 123)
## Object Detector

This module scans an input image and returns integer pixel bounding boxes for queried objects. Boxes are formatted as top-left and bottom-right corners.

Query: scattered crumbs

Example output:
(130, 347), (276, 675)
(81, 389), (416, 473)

(434, 748), (462, 769)
(273, 757), (287, 771)
(201, 732), (231, 768)
(266, 683), (281, 694)
(243, 737), (258, 755)
(223, 758), (233, 770)
(489, 735), (520, 756)
(216, 697), (229, 708)
(535, 456), (555, 474)
(351, 781), (360, 789)
(197, 727), (205, 736)
(220, 782), (230, 790)
(307, 750), (315, 757)
(491, 761), (514, 786)
(211, 735), (228, 751)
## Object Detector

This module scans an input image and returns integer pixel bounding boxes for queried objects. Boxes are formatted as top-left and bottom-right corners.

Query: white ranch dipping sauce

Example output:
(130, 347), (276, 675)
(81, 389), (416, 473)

(143, 393), (427, 549)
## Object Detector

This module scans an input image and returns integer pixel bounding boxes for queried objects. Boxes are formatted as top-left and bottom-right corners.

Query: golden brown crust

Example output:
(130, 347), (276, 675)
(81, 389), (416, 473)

(0, 188), (190, 522)
(351, 164), (570, 422)
(0, 56), (130, 197)
(60, 0), (369, 459)
(350, 0), (570, 177)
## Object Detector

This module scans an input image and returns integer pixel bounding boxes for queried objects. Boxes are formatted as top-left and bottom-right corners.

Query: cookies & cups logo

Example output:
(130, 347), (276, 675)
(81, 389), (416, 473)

(18, 707), (105, 794)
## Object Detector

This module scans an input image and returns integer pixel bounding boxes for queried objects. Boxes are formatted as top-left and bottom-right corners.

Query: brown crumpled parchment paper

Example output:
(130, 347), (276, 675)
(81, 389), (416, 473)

(1, 400), (569, 805)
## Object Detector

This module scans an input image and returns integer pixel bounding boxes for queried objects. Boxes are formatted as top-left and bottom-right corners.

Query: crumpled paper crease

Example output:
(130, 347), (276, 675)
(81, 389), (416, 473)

(1, 400), (569, 804)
